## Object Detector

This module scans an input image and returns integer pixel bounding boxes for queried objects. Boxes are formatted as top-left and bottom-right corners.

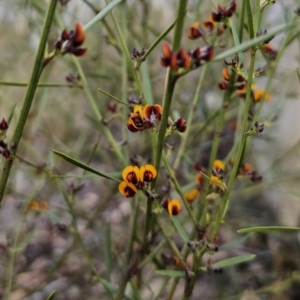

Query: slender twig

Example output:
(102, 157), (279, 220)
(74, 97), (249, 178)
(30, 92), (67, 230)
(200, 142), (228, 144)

(0, 81), (82, 88)
(0, 0), (59, 202)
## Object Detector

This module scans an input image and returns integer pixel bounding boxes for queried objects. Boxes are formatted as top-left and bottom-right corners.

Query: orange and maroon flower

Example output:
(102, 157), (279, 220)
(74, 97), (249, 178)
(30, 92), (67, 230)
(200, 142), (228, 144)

(127, 104), (145, 132)
(185, 189), (200, 203)
(253, 89), (271, 102)
(161, 44), (190, 69)
(188, 22), (203, 40)
(161, 42), (213, 71)
(218, 67), (246, 91)
(237, 84), (271, 102)
(203, 18), (216, 32)
(211, 0), (237, 23)
(143, 104), (163, 122)
(119, 181), (138, 197)
(55, 23), (87, 57)
(127, 104), (163, 132)
(122, 165), (140, 185)
(162, 198), (182, 215)
(211, 160), (225, 186)
(173, 117), (187, 133)
(139, 164), (157, 183)
(203, 18), (224, 35)
(188, 46), (214, 67)
(213, 160), (225, 172)
(161, 42), (177, 69)
(167, 199), (182, 216)
(261, 44), (277, 60)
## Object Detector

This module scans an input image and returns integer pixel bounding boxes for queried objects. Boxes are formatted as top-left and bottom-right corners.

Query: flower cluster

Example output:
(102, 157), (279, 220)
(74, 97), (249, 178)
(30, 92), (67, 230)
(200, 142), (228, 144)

(55, 23), (87, 57)
(210, 160), (225, 187)
(161, 42), (213, 72)
(218, 67), (246, 91)
(127, 104), (162, 132)
(262, 44), (278, 60)
(239, 163), (262, 182)
(119, 164), (157, 197)
(188, 18), (224, 40)
(237, 84), (271, 102)
(131, 48), (146, 70)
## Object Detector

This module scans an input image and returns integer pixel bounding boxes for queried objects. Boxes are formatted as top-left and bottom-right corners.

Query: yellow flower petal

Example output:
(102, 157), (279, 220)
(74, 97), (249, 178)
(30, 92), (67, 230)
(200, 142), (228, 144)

(122, 165), (140, 184)
(140, 164), (157, 183)
(185, 188), (200, 202)
(119, 181), (138, 197)
(167, 199), (182, 216)
(213, 160), (225, 171)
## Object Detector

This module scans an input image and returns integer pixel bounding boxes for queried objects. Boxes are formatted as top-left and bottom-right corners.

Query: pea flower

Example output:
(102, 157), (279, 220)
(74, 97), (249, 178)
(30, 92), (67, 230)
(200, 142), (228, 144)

(119, 164), (157, 197)
(162, 198), (182, 216)
(127, 104), (163, 132)
(55, 23), (87, 57)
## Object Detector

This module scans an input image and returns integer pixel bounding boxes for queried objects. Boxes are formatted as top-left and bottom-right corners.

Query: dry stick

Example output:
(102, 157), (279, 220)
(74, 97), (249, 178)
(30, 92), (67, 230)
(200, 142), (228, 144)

(0, 0), (59, 202)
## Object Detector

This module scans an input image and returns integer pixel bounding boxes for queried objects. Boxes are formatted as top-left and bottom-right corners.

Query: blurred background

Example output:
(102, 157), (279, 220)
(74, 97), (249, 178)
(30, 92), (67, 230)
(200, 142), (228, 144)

(0, 0), (300, 299)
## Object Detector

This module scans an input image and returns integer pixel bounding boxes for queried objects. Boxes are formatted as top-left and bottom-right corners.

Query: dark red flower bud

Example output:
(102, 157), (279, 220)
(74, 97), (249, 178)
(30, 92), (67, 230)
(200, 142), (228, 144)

(107, 102), (117, 113)
(54, 40), (63, 50)
(0, 119), (8, 131)
(218, 81), (228, 90)
(61, 29), (70, 41)
(174, 117), (187, 133)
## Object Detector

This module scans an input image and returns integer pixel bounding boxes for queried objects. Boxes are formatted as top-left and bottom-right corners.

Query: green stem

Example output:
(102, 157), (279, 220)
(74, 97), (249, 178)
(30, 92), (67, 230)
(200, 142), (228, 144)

(162, 152), (198, 226)
(154, 71), (176, 170)
(172, 0), (187, 52)
(172, 64), (208, 170)
(210, 50), (256, 239)
(154, 0), (187, 170)
(0, 0), (58, 202)
(120, 1), (129, 161)
(114, 197), (140, 300)
(254, 0), (261, 34)
(0, 81), (82, 88)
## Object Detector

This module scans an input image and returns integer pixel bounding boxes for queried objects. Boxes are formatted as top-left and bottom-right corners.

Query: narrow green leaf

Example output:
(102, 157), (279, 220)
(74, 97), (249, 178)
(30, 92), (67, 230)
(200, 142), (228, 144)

(51, 149), (121, 182)
(171, 216), (189, 243)
(130, 280), (143, 300)
(144, 18), (177, 60)
(0, 81), (79, 88)
(213, 22), (292, 62)
(43, 211), (61, 224)
(155, 270), (185, 277)
(237, 226), (300, 233)
(84, 0), (124, 31)
(96, 278), (134, 300)
(46, 291), (56, 300)
(200, 254), (256, 271)
(97, 88), (130, 106)
(245, 0), (254, 39)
